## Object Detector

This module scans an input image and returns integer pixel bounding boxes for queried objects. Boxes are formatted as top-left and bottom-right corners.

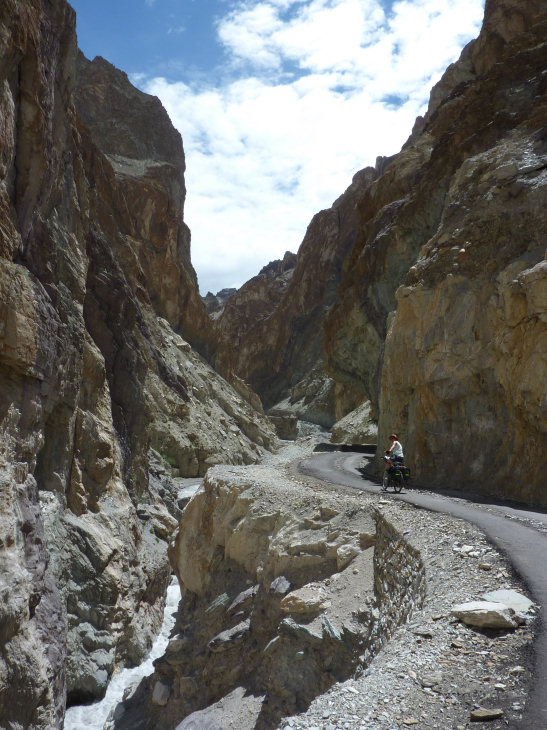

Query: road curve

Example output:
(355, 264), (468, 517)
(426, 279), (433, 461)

(299, 450), (547, 730)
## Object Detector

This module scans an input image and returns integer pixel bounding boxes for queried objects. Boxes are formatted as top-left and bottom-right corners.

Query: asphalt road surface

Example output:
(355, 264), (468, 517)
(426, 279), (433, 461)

(299, 450), (547, 730)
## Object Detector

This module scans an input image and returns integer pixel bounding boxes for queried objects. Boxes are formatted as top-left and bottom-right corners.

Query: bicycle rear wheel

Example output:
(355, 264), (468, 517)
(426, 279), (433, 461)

(392, 473), (404, 493)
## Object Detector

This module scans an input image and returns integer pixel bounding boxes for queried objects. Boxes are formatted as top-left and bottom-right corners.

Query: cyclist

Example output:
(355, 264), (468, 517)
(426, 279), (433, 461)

(382, 434), (407, 492)
(384, 433), (404, 469)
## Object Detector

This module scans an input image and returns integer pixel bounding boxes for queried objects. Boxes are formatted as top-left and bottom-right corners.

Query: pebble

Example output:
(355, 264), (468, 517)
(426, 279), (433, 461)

(470, 707), (504, 721)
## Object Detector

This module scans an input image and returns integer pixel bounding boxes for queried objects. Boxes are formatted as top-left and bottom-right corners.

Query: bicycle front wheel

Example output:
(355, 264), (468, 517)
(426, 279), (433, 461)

(382, 471), (390, 491)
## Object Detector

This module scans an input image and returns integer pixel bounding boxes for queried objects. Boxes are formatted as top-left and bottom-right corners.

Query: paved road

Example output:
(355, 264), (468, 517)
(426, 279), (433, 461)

(299, 450), (547, 730)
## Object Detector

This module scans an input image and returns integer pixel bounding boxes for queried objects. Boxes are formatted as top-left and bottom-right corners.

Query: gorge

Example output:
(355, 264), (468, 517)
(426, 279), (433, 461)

(0, 0), (545, 729)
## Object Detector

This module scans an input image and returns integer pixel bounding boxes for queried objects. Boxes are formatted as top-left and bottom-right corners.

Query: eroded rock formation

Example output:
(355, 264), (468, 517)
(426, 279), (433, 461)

(0, 1), (276, 726)
(1, 0), (545, 727)
(330, 400), (377, 446)
(324, 0), (546, 504)
(217, 172), (379, 429)
(113, 463), (425, 730)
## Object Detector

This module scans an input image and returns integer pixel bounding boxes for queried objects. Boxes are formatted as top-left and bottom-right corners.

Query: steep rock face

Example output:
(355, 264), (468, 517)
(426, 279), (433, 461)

(219, 251), (297, 367)
(219, 251), (295, 334)
(0, 1), (276, 726)
(330, 400), (377, 446)
(203, 288), (237, 319)
(218, 171), (378, 427)
(1, 2), (83, 725)
(325, 0), (546, 505)
(74, 54), (225, 366)
(73, 53), (276, 495)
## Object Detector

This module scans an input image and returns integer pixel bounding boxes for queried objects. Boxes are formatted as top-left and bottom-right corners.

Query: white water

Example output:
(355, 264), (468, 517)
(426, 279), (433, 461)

(64, 577), (180, 730)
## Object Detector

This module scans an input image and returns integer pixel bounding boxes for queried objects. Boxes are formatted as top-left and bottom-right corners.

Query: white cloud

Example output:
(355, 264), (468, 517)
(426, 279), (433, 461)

(140, 0), (484, 294)
(218, 4), (284, 69)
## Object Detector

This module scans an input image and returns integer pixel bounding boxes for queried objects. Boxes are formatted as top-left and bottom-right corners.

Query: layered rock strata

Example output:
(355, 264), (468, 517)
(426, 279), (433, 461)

(325, 0), (547, 504)
(112, 463), (426, 730)
(0, 1), (276, 726)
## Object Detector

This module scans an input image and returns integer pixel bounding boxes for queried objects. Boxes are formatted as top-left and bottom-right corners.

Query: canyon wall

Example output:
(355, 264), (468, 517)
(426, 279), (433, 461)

(217, 169), (380, 427)
(208, 0), (545, 501)
(324, 0), (546, 505)
(212, 0), (546, 502)
(0, 1), (276, 727)
(218, 0), (545, 491)
(0, 1), (544, 728)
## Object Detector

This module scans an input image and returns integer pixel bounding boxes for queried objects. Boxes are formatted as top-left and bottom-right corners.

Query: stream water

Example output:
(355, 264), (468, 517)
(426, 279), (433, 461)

(64, 576), (180, 730)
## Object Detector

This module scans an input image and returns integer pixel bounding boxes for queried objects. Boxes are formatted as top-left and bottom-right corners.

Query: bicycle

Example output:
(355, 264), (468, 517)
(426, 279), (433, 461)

(382, 456), (409, 493)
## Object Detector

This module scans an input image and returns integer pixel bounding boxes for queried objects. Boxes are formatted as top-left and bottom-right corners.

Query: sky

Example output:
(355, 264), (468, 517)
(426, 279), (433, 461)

(70, 0), (485, 295)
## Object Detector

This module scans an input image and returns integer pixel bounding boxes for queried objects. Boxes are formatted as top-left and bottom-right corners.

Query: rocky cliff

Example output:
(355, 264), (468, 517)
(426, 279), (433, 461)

(0, 1), (276, 727)
(217, 171), (379, 429)
(215, 1), (545, 504)
(325, 0), (546, 505)
(1, 0), (544, 727)
(203, 288), (237, 320)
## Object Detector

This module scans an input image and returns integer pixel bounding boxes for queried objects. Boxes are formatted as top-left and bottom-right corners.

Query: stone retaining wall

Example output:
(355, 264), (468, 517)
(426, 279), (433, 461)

(365, 509), (426, 665)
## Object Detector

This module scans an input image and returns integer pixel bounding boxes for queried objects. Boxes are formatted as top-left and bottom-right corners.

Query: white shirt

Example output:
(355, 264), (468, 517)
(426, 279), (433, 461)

(391, 441), (403, 458)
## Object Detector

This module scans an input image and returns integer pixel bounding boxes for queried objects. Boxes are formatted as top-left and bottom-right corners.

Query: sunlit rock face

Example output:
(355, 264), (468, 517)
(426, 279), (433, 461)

(73, 53), (277, 491)
(330, 400), (378, 446)
(0, 1), (276, 726)
(218, 170), (378, 429)
(325, 0), (547, 505)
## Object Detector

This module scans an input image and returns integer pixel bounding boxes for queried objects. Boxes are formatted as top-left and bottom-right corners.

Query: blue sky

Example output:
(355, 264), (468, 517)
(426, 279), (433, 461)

(70, 0), (485, 295)
(72, 0), (228, 84)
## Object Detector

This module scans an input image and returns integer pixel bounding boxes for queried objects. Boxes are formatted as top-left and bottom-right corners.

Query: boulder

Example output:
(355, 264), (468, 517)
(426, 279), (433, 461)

(207, 620), (251, 653)
(451, 601), (520, 629)
(280, 585), (329, 615)
(152, 681), (170, 707)
(482, 589), (534, 616)
(470, 707), (504, 722)
(268, 414), (299, 441)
